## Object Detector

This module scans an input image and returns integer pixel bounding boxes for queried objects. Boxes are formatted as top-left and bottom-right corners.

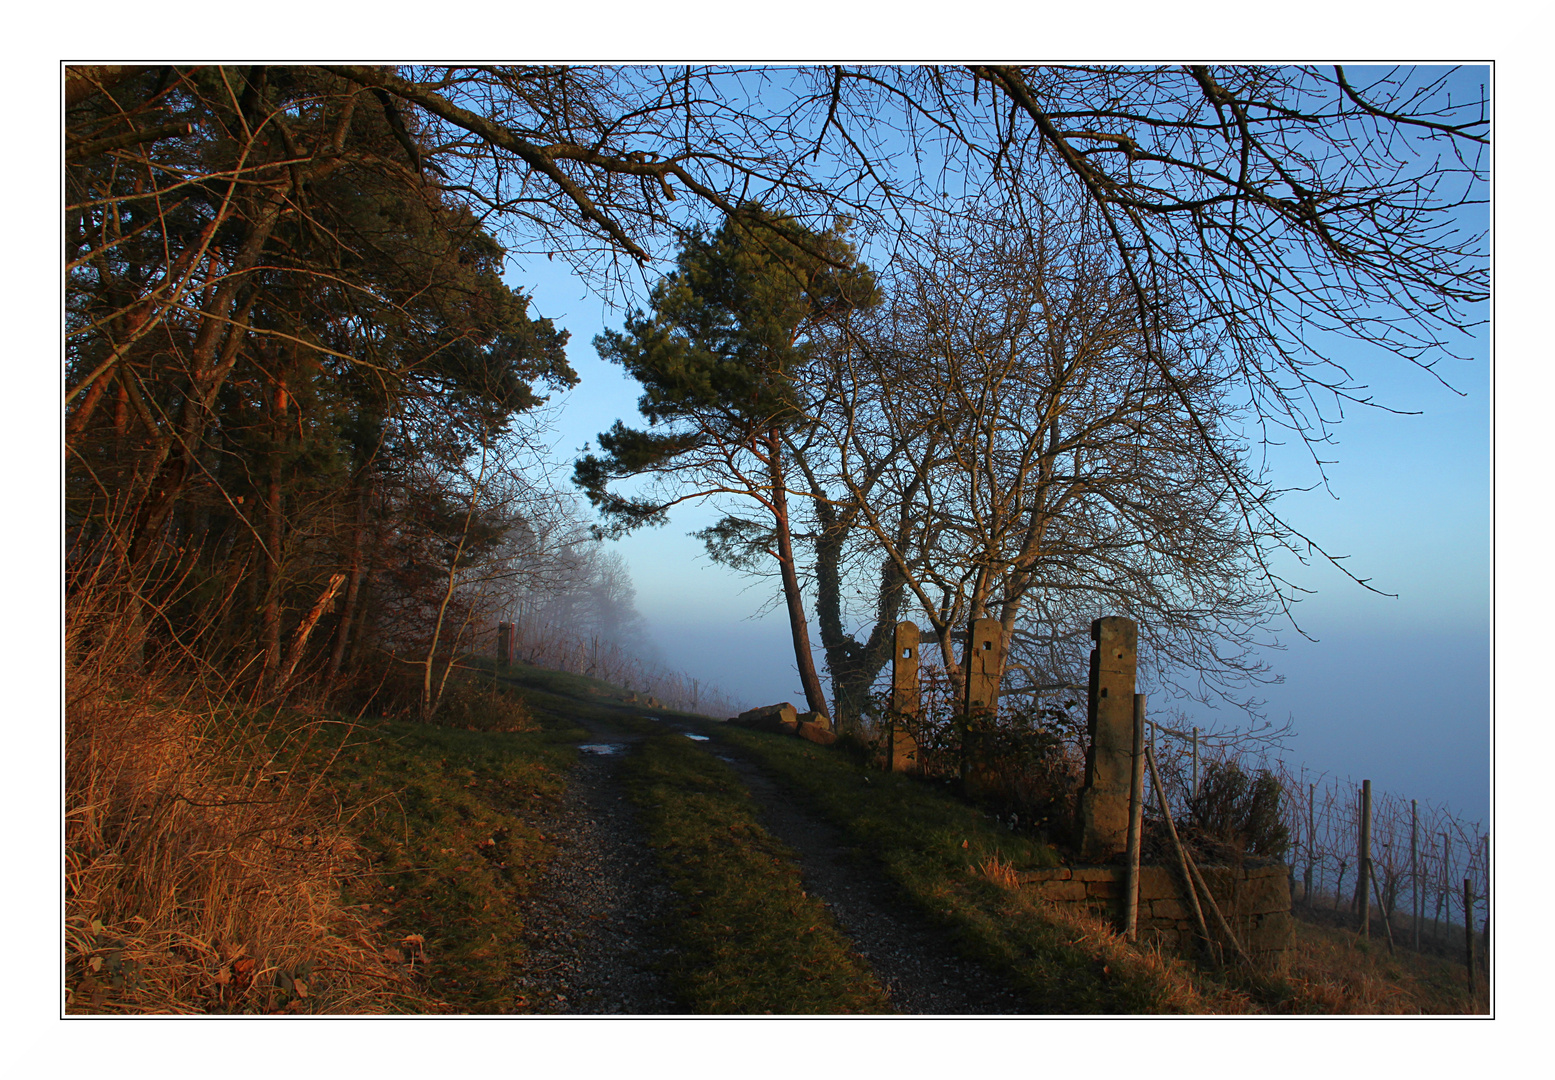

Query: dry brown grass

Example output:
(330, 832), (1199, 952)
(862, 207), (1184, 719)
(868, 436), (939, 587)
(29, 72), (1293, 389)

(1274, 916), (1487, 1014)
(64, 631), (421, 1012)
(977, 852), (1022, 891)
(1028, 896), (1488, 1014)
(976, 868), (1485, 1014)
(1020, 892), (1262, 1014)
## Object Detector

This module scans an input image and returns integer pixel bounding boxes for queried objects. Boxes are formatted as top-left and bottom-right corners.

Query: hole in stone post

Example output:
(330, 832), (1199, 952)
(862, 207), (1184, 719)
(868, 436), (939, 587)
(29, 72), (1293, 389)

(982, 641), (992, 650)
(903, 648), (912, 658)
(1101, 687), (1108, 698)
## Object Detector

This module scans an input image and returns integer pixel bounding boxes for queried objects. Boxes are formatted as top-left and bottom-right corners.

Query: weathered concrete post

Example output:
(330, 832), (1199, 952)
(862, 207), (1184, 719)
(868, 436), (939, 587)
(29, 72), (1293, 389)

(496, 622), (514, 665)
(960, 617), (1005, 793)
(963, 617), (1004, 716)
(887, 621), (921, 773)
(1075, 616), (1137, 861)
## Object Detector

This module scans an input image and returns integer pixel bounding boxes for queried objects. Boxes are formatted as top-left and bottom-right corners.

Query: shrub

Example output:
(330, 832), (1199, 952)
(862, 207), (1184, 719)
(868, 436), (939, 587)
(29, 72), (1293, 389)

(878, 683), (1085, 843)
(432, 675), (536, 733)
(1187, 761), (1290, 859)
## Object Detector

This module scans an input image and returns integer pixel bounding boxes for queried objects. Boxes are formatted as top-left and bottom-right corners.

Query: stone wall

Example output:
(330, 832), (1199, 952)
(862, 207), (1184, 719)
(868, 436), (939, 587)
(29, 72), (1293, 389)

(1016, 861), (1293, 964)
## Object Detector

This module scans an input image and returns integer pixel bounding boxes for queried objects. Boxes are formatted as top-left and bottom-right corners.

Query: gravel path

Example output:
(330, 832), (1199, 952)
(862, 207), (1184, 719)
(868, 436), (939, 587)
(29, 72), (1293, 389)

(512, 723), (677, 1015)
(513, 714), (1027, 1015)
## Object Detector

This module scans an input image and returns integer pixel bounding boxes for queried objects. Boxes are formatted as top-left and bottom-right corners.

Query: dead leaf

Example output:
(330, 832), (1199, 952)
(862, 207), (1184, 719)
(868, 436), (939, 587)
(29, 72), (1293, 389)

(294, 979), (309, 999)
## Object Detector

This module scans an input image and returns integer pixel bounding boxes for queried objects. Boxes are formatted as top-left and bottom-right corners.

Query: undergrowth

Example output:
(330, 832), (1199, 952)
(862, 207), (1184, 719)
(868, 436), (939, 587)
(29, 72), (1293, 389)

(65, 676), (412, 1014)
(65, 645), (582, 1014)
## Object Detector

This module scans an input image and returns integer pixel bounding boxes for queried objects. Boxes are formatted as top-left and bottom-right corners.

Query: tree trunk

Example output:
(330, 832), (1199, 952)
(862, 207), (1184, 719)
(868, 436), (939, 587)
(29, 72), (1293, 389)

(259, 375), (288, 692)
(326, 475), (371, 685)
(767, 434), (830, 718)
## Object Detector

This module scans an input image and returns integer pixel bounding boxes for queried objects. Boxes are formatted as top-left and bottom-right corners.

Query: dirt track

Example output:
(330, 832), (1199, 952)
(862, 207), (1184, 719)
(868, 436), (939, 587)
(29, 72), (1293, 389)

(513, 714), (1026, 1015)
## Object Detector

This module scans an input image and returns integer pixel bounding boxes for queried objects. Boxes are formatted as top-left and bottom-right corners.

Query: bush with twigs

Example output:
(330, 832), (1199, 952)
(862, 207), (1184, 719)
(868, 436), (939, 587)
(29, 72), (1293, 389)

(1185, 760), (1290, 861)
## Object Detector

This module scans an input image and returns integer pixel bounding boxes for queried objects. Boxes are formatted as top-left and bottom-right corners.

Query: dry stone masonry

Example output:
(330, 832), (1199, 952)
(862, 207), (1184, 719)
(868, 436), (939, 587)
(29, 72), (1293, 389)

(1018, 862), (1293, 964)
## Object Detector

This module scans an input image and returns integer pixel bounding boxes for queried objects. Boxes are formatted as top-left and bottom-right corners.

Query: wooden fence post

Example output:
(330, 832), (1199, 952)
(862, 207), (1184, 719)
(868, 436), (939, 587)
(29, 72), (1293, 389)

(1441, 832), (1452, 944)
(1357, 779), (1372, 937)
(1306, 782), (1316, 907)
(1145, 745), (1210, 957)
(1191, 726), (1199, 800)
(1464, 878), (1475, 997)
(1410, 799), (1420, 952)
(1481, 834), (1490, 973)
(1124, 694), (1146, 942)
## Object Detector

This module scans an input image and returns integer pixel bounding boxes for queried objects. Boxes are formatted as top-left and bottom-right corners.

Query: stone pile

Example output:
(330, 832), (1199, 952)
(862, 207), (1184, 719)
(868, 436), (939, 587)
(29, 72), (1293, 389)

(729, 703), (836, 746)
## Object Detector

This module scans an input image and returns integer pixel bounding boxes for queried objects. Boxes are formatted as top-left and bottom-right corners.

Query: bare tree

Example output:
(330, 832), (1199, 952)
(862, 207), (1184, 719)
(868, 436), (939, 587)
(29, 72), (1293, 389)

(792, 210), (1287, 727)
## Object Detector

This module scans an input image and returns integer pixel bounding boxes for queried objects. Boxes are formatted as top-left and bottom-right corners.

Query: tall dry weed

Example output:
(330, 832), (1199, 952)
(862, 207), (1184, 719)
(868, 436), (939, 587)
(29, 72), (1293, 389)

(64, 569), (414, 1013)
(977, 852), (1022, 891)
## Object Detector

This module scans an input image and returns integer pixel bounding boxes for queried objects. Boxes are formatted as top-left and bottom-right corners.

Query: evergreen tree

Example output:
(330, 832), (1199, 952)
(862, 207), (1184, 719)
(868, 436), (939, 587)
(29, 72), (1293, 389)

(576, 205), (877, 718)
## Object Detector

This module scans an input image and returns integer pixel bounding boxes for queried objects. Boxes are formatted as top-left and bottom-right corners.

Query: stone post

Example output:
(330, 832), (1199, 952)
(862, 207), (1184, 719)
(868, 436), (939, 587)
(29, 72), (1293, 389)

(962, 617), (1004, 717)
(960, 617), (1005, 792)
(1075, 616), (1137, 861)
(496, 622), (514, 665)
(887, 621), (921, 773)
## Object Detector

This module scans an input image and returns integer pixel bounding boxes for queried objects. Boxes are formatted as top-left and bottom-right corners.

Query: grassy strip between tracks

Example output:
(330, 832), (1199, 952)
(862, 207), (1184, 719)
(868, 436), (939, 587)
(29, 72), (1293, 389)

(710, 723), (1210, 1014)
(622, 732), (893, 1014)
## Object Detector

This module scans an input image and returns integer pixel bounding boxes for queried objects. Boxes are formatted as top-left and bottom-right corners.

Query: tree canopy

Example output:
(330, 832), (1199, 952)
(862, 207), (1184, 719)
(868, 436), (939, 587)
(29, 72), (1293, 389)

(64, 64), (1488, 723)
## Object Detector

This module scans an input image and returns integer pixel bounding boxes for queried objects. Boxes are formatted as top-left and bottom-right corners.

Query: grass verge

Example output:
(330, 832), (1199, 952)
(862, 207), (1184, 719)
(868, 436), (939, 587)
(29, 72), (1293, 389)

(1274, 913), (1489, 1014)
(304, 680), (584, 1013)
(621, 732), (892, 1014)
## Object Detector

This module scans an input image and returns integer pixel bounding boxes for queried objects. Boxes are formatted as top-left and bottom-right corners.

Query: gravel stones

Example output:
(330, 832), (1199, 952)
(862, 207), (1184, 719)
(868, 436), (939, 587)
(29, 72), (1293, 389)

(512, 740), (676, 1014)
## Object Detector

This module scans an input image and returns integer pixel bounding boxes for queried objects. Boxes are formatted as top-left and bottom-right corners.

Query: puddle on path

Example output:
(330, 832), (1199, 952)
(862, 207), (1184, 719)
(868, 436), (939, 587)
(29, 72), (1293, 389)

(578, 743), (626, 756)
(681, 734), (710, 742)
